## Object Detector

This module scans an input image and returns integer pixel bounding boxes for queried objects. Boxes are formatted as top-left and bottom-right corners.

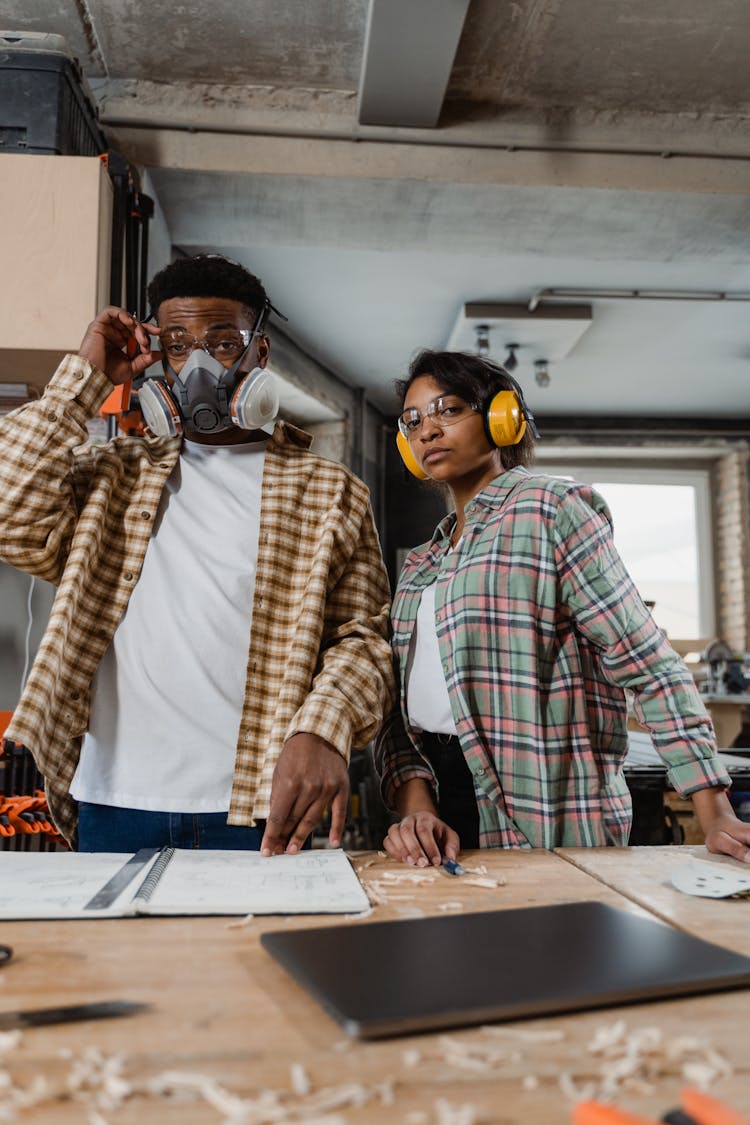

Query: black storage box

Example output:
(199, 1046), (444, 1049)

(0, 31), (106, 156)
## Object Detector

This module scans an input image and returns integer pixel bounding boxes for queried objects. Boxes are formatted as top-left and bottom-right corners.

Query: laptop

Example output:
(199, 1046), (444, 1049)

(260, 900), (750, 1039)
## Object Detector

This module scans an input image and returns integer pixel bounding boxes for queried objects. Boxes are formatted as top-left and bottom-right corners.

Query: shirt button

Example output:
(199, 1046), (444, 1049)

(141, 511), (151, 520)
(75, 372), (84, 380)
(124, 571), (134, 581)
(47, 411), (57, 421)
(70, 691), (80, 700)
(476, 767), (486, 776)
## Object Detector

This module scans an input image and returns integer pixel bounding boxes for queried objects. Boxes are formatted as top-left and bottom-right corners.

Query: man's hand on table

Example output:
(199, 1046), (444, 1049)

(260, 733), (349, 856)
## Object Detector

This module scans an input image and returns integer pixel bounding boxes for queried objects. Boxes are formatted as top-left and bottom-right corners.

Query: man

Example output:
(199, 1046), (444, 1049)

(0, 254), (394, 853)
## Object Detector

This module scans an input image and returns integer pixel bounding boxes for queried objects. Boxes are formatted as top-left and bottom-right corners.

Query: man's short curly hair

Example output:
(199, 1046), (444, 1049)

(147, 254), (268, 321)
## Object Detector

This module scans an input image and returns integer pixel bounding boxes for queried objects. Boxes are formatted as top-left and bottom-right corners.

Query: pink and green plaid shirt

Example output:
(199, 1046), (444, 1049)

(376, 467), (729, 849)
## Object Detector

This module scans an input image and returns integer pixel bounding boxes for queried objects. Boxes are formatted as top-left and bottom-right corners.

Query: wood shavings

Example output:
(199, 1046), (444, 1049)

(559, 1071), (597, 1102)
(559, 1019), (735, 1102)
(402, 1048), (422, 1069)
(0, 1069), (50, 1120)
(66, 1046), (132, 1112)
(460, 875), (505, 889)
(374, 1077), (396, 1105)
(434, 1097), (482, 1125)
(438, 901), (464, 911)
(0, 1031), (22, 1056)
(0, 1039), (392, 1124)
(226, 914), (256, 929)
(521, 1074), (539, 1091)
(392, 904), (427, 918)
(361, 870), (438, 906)
(435, 1034), (519, 1072)
(374, 871), (440, 885)
(290, 1063), (311, 1097)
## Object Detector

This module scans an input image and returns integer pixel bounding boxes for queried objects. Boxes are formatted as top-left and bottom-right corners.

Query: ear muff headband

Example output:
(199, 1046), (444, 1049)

(485, 389), (527, 447)
(396, 430), (429, 479)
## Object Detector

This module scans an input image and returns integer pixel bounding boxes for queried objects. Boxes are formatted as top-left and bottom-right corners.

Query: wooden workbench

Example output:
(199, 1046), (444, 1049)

(0, 847), (748, 1123)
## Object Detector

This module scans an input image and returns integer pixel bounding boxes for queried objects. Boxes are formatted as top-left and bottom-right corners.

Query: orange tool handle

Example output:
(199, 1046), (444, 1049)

(100, 380), (132, 417)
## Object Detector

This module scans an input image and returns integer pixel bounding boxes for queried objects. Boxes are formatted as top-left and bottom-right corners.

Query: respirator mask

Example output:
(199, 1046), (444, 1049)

(138, 304), (280, 439)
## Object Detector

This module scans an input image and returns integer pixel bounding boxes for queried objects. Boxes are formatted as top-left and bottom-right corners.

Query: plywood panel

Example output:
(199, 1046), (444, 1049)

(0, 154), (112, 385)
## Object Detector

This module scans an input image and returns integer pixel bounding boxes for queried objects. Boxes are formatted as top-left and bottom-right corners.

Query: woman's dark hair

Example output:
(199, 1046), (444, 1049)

(147, 254), (268, 321)
(396, 349), (536, 468)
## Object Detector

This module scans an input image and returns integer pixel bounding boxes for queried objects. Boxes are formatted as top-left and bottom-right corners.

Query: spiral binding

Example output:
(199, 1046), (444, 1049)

(134, 847), (175, 902)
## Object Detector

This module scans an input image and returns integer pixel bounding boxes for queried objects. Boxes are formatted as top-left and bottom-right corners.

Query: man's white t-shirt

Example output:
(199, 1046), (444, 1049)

(71, 437), (266, 812)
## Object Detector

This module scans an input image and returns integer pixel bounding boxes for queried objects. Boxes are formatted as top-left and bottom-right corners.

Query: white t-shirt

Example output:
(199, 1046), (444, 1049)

(406, 581), (458, 737)
(71, 437), (267, 812)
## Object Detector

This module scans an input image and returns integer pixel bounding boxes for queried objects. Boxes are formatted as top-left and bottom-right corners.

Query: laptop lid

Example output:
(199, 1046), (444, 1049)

(261, 900), (750, 1040)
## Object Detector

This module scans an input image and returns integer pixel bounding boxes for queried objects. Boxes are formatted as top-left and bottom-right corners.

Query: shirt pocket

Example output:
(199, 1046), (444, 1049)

(600, 784), (632, 846)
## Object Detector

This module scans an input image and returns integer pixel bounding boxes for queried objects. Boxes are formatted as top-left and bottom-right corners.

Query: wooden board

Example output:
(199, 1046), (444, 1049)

(556, 844), (750, 957)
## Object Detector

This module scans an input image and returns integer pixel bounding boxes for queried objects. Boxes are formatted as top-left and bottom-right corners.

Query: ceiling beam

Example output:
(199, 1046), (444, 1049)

(106, 123), (750, 195)
(357, 0), (471, 128)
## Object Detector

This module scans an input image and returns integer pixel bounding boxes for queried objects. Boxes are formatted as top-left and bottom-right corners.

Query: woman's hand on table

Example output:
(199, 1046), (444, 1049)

(692, 787), (750, 862)
(384, 810), (461, 868)
(703, 812), (750, 862)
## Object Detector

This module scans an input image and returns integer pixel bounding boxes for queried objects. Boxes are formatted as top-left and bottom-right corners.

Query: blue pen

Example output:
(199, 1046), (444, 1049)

(442, 857), (466, 877)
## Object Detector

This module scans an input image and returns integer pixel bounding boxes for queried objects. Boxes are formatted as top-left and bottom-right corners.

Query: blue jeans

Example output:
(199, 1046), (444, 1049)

(77, 802), (268, 852)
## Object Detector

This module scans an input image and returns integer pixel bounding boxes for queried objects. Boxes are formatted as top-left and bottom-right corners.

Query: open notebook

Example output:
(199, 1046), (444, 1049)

(0, 847), (370, 919)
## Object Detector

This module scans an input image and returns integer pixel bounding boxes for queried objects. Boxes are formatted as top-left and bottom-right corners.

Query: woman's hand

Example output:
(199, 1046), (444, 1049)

(692, 787), (750, 863)
(383, 810), (461, 868)
(703, 812), (750, 863)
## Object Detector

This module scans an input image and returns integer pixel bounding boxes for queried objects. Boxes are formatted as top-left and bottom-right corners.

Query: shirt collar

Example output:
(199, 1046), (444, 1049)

(429, 466), (533, 547)
(268, 419), (314, 451)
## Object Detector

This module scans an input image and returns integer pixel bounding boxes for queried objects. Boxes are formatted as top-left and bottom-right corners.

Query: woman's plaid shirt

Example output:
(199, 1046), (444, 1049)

(376, 468), (729, 849)
(0, 355), (394, 845)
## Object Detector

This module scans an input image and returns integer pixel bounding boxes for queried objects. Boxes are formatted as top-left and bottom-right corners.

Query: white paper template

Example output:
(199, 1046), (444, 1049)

(671, 860), (750, 899)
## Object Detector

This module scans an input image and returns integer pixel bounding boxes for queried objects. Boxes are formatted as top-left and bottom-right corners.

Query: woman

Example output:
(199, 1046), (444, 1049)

(375, 349), (750, 866)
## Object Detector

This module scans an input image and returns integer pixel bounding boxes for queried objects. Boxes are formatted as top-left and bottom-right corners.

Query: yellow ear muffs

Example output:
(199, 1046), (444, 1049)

(485, 389), (527, 447)
(396, 430), (429, 479)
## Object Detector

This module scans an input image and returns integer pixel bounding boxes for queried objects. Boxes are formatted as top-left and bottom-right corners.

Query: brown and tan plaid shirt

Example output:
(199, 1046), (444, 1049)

(0, 355), (395, 846)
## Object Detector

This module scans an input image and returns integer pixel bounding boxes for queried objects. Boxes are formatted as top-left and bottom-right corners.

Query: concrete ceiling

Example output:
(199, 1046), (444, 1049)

(2, 0), (750, 421)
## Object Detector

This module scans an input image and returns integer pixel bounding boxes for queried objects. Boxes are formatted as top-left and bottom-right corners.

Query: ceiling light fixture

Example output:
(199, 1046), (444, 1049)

(504, 343), (519, 372)
(475, 323), (491, 356)
(449, 303), (592, 367)
(534, 359), (551, 388)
